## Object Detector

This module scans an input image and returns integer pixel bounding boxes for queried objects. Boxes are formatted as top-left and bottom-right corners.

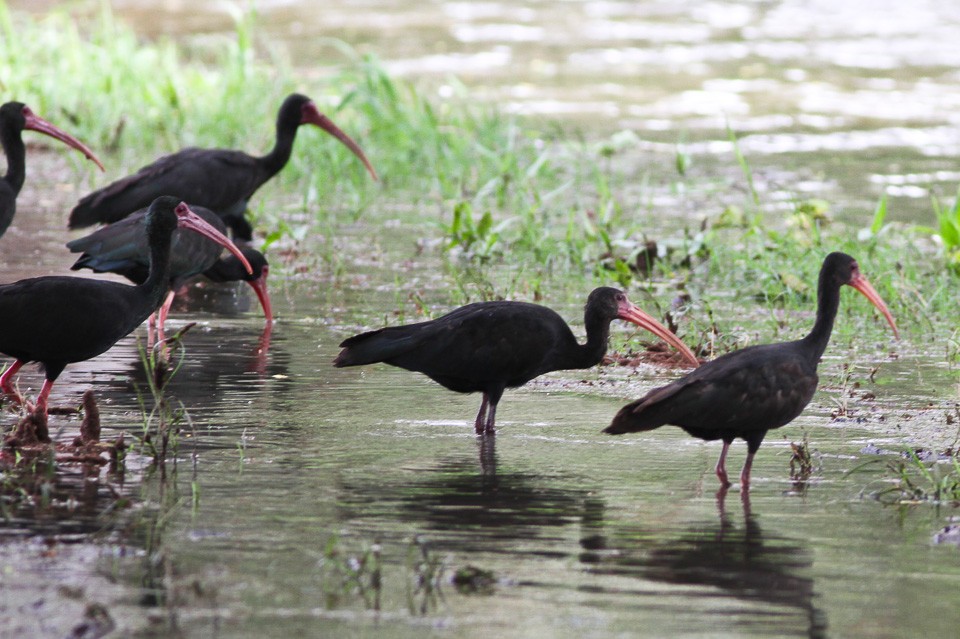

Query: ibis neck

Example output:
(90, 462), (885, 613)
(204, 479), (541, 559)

(1, 128), (26, 195)
(140, 228), (175, 310)
(800, 271), (841, 362)
(568, 307), (614, 369)
(259, 116), (298, 177)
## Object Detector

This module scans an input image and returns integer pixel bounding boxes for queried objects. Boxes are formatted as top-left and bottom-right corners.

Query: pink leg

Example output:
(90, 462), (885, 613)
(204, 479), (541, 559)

(715, 440), (732, 487)
(147, 312), (158, 348)
(740, 450), (756, 490)
(715, 482), (730, 515)
(474, 395), (489, 435)
(156, 289), (176, 343)
(33, 378), (55, 419)
(1, 360), (25, 402)
(484, 402), (497, 435)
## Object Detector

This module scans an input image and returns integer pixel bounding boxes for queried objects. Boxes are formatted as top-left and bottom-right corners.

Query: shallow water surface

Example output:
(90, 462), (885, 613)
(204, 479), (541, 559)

(4, 2), (960, 638)
(2, 262), (958, 637)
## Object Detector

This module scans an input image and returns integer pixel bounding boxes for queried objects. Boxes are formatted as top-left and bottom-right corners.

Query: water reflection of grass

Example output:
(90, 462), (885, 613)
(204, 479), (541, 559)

(316, 534), (454, 615)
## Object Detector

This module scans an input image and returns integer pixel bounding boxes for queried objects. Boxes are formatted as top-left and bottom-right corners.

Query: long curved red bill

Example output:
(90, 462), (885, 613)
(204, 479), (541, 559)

(617, 298), (700, 367)
(301, 101), (378, 181)
(23, 106), (105, 171)
(849, 271), (899, 339)
(174, 203), (254, 276)
(246, 266), (273, 323)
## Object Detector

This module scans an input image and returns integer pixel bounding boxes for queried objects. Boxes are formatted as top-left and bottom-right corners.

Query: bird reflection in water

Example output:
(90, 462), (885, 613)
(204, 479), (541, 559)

(580, 490), (828, 639)
(336, 436), (601, 554)
(159, 262), (274, 373)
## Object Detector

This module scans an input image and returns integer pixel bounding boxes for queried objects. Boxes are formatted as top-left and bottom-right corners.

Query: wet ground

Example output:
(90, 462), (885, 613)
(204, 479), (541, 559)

(4, 1), (960, 638)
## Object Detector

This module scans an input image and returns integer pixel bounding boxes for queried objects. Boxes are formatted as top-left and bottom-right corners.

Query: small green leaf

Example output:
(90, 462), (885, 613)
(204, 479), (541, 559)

(871, 194), (888, 234)
(477, 210), (493, 238)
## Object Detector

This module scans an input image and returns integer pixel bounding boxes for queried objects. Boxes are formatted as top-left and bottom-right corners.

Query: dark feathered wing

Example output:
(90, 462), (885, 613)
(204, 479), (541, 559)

(605, 342), (818, 439)
(0, 276), (158, 364)
(69, 148), (264, 228)
(333, 301), (572, 393)
(67, 205), (227, 286)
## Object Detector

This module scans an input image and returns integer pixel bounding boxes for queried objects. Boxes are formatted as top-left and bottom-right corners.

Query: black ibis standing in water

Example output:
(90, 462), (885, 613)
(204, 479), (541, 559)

(68, 93), (377, 240)
(0, 196), (252, 427)
(0, 101), (104, 238)
(201, 247), (272, 322)
(67, 207), (273, 333)
(604, 252), (899, 489)
(334, 287), (700, 434)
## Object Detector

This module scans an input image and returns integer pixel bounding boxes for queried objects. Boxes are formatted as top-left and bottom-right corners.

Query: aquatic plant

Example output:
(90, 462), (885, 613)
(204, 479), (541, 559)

(134, 325), (196, 465)
(405, 536), (446, 614)
(920, 187), (960, 275)
(317, 535), (384, 611)
(850, 439), (960, 506)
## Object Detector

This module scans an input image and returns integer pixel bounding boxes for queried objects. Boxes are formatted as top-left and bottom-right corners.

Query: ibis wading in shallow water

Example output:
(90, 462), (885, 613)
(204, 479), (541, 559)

(201, 247), (272, 321)
(604, 252), (898, 490)
(334, 287), (700, 435)
(68, 93), (377, 241)
(67, 206), (273, 332)
(0, 101), (104, 238)
(0, 196), (252, 427)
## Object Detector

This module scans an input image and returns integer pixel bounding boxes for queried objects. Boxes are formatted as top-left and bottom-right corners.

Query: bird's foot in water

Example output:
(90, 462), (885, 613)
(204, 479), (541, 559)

(475, 424), (496, 437)
(715, 467), (732, 488)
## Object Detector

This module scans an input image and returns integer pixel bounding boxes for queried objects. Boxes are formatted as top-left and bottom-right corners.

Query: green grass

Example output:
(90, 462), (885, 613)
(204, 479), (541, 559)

(3, 3), (960, 352)
(852, 450), (960, 506)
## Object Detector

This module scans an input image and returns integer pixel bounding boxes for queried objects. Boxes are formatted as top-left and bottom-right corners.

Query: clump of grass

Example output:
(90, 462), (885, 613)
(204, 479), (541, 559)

(405, 536), (446, 614)
(134, 325), (196, 466)
(314, 535), (449, 615)
(918, 187), (960, 274)
(9, 3), (960, 349)
(451, 565), (496, 594)
(852, 450), (960, 505)
(0, 448), (57, 517)
(317, 535), (384, 611)
(789, 434), (815, 482)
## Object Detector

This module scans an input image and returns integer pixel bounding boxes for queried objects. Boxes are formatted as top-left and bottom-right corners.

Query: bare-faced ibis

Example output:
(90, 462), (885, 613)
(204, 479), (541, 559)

(334, 287), (700, 434)
(67, 207), (272, 333)
(68, 93), (377, 240)
(1, 101), (104, 238)
(201, 247), (272, 323)
(604, 252), (898, 489)
(0, 196), (252, 425)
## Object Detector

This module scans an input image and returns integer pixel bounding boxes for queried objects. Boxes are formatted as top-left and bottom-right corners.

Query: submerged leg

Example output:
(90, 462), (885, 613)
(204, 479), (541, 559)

(715, 439), (733, 487)
(0, 360), (26, 403)
(33, 378), (56, 419)
(9, 375), (55, 445)
(474, 395), (489, 435)
(484, 402), (498, 435)
(740, 450), (757, 490)
(482, 387), (505, 435)
(740, 434), (765, 490)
